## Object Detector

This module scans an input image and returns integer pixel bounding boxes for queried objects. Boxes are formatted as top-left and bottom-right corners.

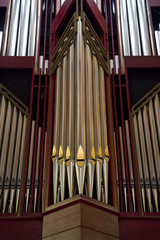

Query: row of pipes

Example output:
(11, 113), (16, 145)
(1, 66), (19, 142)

(1, 0), (49, 73)
(52, 18), (110, 204)
(0, 85), (27, 213)
(132, 86), (160, 212)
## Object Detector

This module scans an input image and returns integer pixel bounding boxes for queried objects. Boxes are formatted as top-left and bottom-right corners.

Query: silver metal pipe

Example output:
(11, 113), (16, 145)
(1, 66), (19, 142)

(155, 31), (160, 56)
(145, 0), (155, 55)
(75, 18), (86, 195)
(26, 121), (35, 212)
(52, 66), (61, 204)
(7, 0), (21, 56)
(39, 56), (44, 74)
(114, 132), (119, 209)
(2, 105), (17, 213)
(59, 53), (67, 201)
(44, 60), (49, 74)
(28, 0), (38, 56)
(148, 100), (160, 185)
(66, 43), (75, 198)
(125, 120), (136, 212)
(86, 42), (95, 198)
(0, 101), (12, 183)
(120, 0), (130, 56)
(2, 0), (12, 56)
(137, 0), (151, 56)
(99, 66), (109, 204)
(34, 127), (42, 212)
(137, 109), (152, 212)
(126, 0), (141, 56)
(119, 127), (128, 211)
(16, 115), (27, 213)
(35, 0), (41, 72)
(97, 0), (102, 12)
(143, 105), (159, 212)
(9, 111), (23, 212)
(133, 114), (146, 212)
(17, 0), (31, 56)
(93, 54), (102, 201)
(0, 95), (7, 148)
(110, 59), (114, 74)
(115, 55), (119, 74)
(116, 0), (125, 73)
(154, 94), (160, 143)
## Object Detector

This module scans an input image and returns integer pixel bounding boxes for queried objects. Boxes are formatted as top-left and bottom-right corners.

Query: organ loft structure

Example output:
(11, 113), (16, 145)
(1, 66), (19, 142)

(0, 0), (160, 239)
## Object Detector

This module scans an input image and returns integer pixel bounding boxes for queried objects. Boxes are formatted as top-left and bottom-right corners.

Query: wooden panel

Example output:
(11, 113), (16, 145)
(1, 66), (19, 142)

(0, 56), (35, 69)
(82, 227), (119, 240)
(124, 56), (160, 68)
(42, 227), (81, 240)
(42, 203), (81, 238)
(81, 203), (119, 238)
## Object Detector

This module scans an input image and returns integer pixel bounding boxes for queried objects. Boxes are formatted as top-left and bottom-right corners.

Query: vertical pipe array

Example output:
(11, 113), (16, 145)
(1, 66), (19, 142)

(51, 17), (110, 204)
(0, 84), (28, 213)
(132, 86), (160, 212)
(24, 75), (49, 212)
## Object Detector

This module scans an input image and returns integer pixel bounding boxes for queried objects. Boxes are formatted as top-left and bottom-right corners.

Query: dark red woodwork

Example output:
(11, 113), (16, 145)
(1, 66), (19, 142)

(0, 56), (35, 69)
(124, 56), (160, 68)
(0, 215), (42, 240)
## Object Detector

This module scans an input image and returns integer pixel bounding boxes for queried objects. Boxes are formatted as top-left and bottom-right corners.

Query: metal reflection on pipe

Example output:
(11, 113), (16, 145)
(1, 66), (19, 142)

(146, 0), (155, 55)
(120, 0), (130, 56)
(155, 31), (160, 56)
(66, 43), (75, 198)
(75, 18), (86, 195)
(86, 42), (95, 198)
(0, 31), (3, 53)
(137, 0), (151, 56)
(28, 0), (38, 56)
(2, 0), (12, 56)
(52, 66), (61, 204)
(99, 66), (109, 204)
(126, 0), (141, 56)
(17, 0), (31, 56)
(59, 53), (67, 201)
(7, 0), (20, 56)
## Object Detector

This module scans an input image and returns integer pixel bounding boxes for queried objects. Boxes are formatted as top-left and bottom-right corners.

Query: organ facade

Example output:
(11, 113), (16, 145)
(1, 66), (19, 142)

(0, 0), (160, 239)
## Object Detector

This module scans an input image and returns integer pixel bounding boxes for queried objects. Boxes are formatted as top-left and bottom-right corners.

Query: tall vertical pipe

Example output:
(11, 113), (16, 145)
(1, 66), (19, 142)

(59, 54), (67, 201)
(85, 42), (95, 198)
(137, 0), (151, 55)
(119, 127), (128, 211)
(93, 54), (102, 201)
(145, 0), (155, 55)
(66, 43), (75, 198)
(16, 115), (27, 213)
(28, 0), (38, 56)
(3, 106), (17, 213)
(52, 66), (61, 204)
(148, 100), (160, 185)
(120, 0), (130, 56)
(133, 114), (146, 212)
(17, 0), (31, 56)
(7, 0), (20, 56)
(75, 18), (86, 195)
(137, 110), (152, 212)
(2, 0), (12, 56)
(155, 31), (160, 55)
(99, 66), (109, 204)
(126, 0), (141, 56)
(125, 120), (136, 212)
(143, 105), (159, 212)
(0, 95), (7, 148)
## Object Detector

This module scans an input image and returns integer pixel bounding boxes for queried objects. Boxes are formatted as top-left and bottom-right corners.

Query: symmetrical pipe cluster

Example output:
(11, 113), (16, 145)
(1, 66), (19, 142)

(52, 18), (110, 204)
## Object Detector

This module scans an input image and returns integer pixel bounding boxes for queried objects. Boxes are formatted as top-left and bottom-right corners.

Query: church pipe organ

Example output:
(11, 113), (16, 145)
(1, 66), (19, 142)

(0, 0), (160, 238)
